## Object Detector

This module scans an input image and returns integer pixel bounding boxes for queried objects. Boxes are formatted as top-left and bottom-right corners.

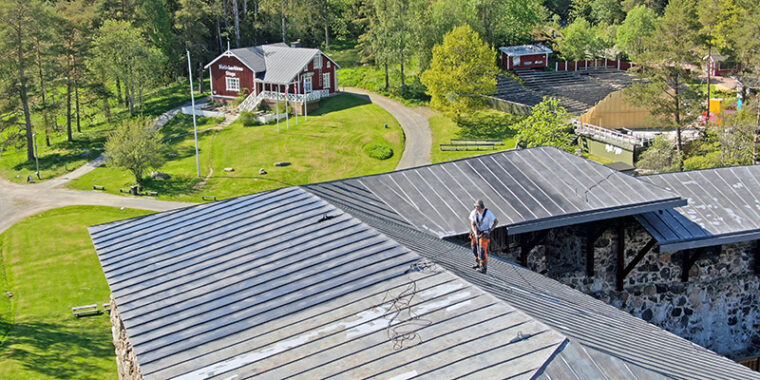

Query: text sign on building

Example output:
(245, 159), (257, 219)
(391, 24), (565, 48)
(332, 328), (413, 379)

(219, 64), (244, 72)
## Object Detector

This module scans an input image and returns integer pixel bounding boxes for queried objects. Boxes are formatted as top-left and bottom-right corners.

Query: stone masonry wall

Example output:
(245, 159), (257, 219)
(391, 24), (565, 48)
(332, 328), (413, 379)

(495, 223), (760, 359)
(111, 296), (143, 380)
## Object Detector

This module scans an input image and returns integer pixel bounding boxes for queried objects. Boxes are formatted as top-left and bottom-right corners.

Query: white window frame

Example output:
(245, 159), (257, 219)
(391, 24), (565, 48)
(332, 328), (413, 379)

(323, 73), (331, 89)
(226, 77), (240, 92)
(327, 60), (331, 68)
(304, 76), (312, 92)
(313, 55), (322, 69)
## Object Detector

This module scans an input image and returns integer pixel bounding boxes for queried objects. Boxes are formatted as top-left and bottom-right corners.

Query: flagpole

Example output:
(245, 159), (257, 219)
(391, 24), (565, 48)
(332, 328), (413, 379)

(187, 49), (201, 178)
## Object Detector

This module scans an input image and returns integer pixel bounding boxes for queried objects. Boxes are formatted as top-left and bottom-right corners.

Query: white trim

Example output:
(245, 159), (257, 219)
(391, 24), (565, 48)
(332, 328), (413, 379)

(203, 50), (257, 73)
(323, 72), (331, 89)
(213, 95), (238, 99)
(318, 50), (341, 69)
(226, 77), (241, 92)
(304, 76), (313, 92)
(209, 66), (214, 95)
(313, 55), (322, 69)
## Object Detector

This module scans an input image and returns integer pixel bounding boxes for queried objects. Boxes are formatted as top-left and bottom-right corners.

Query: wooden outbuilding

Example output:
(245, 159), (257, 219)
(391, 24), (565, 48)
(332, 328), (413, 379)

(499, 44), (553, 70)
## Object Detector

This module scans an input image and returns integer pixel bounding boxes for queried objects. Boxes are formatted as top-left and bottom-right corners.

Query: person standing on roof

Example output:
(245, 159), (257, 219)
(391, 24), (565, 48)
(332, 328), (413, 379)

(470, 199), (498, 274)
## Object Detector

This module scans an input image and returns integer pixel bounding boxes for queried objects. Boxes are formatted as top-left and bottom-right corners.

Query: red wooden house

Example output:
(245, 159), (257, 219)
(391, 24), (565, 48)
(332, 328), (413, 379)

(204, 42), (340, 113)
(499, 44), (553, 70)
(704, 54), (741, 77)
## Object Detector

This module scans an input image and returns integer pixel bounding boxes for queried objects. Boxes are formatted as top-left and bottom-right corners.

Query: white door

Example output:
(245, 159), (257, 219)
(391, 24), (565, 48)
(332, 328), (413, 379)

(304, 77), (312, 93)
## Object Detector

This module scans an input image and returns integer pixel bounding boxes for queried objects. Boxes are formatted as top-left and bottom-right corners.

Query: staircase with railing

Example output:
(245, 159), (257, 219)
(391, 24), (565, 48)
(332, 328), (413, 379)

(238, 90), (329, 112)
(238, 91), (266, 112)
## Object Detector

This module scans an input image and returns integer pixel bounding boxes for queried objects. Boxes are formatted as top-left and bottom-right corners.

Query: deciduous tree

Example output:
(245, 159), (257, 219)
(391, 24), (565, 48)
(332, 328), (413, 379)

(421, 25), (496, 121)
(89, 20), (165, 115)
(105, 117), (166, 185)
(616, 5), (657, 57)
(515, 97), (575, 152)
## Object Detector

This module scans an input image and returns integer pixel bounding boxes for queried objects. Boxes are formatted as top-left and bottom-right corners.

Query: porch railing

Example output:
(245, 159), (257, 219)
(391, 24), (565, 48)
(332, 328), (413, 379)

(239, 90), (331, 112)
(573, 120), (650, 148)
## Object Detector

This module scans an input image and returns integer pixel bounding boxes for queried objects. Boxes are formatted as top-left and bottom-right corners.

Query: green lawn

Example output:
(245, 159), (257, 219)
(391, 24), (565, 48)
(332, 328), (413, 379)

(69, 94), (404, 202)
(0, 206), (153, 379)
(0, 81), (207, 184)
(430, 114), (518, 164)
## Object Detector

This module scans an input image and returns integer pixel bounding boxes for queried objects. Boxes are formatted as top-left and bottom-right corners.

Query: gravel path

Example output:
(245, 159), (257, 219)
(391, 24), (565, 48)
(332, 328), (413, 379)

(0, 91), (427, 234)
(343, 88), (433, 170)
(0, 101), (203, 235)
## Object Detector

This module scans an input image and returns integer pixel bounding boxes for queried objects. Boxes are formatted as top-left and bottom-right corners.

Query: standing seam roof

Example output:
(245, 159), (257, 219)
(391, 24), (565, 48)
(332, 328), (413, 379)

(635, 165), (760, 251)
(308, 186), (759, 380)
(90, 187), (585, 379)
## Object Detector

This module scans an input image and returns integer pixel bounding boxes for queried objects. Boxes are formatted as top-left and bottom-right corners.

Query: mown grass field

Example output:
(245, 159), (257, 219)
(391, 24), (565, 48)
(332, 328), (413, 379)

(0, 81), (207, 184)
(69, 94), (404, 201)
(0, 206), (153, 379)
(429, 115), (518, 164)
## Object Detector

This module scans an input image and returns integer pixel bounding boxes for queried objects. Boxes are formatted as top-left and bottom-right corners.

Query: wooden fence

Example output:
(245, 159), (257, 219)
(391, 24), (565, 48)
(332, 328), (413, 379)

(555, 59), (634, 72)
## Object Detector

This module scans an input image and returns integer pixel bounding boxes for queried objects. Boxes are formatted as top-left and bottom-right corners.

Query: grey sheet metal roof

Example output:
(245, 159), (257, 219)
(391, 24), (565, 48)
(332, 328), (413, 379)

(635, 165), (760, 252)
(345, 147), (685, 238)
(229, 45), (268, 72)
(89, 187), (600, 379)
(499, 44), (553, 56)
(226, 43), (334, 85)
(311, 192), (759, 380)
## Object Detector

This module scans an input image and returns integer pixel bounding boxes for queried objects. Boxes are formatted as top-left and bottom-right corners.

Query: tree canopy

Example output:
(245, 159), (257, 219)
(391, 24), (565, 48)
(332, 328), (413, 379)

(420, 25), (496, 119)
(515, 97), (575, 152)
(105, 117), (166, 185)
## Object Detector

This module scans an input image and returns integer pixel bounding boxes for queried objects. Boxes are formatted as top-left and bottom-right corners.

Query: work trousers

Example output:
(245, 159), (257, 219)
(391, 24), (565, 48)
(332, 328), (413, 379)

(471, 232), (490, 263)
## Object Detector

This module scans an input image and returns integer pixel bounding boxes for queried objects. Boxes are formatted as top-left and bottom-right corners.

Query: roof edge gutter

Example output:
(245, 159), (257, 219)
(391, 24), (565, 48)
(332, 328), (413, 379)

(657, 229), (760, 252)
(505, 197), (687, 235)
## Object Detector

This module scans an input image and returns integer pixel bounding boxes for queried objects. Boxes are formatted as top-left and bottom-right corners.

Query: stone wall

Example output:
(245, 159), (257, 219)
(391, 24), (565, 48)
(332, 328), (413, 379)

(111, 296), (143, 380)
(494, 222), (760, 359)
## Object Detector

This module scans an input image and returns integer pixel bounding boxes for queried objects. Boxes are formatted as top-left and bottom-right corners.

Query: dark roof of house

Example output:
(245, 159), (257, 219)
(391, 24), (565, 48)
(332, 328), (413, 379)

(635, 165), (760, 251)
(325, 147), (684, 238)
(206, 43), (339, 85)
(310, 186), (760, 380)
(499, 44), (553, 56)
(88, 187), (667, 379)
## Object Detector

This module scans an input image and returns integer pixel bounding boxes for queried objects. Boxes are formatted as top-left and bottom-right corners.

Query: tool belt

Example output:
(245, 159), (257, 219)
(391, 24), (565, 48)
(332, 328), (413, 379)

(470, 229), (491, 244)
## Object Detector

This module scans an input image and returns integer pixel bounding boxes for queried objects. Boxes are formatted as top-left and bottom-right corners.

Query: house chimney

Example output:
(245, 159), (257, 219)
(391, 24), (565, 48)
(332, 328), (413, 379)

(290, 39), (302, 48)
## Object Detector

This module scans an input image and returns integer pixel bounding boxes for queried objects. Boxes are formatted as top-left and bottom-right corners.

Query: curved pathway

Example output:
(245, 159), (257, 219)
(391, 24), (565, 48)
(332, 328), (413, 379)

(343, 87), (433, 170)
(0, 101), (206, 235)
(0, 91), (426, 235)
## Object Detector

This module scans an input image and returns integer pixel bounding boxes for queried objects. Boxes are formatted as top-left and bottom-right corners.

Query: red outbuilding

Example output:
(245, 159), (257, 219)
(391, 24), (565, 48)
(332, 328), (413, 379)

(204, 42), (340, 113)
(704, 54), (741, 77)
(499, 44), (553, 70)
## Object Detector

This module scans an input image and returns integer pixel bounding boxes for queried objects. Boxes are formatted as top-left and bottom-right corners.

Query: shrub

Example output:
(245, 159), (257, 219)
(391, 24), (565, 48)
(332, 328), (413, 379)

(240, 111), (260, 126)
(365, 144), (393, 160)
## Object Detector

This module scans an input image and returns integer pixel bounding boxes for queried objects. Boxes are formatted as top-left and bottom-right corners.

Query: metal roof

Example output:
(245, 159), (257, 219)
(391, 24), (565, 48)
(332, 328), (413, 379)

(499, 44), (553, 56)
(222, 43), (339, 85)
(342, 147), (685, 238)
(311, 192), (760, 380)
(636, 165), (760, 251)
(89, 187), (602, 379)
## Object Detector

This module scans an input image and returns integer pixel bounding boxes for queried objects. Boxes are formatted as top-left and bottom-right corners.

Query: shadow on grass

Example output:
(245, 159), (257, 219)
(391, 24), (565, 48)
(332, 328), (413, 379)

(455, 111), (522, 140)
(309, 94), (370, 116)
(12, 151), (98, 173)
(0, 319), (113, 378)
(142, 176), (202, 197)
